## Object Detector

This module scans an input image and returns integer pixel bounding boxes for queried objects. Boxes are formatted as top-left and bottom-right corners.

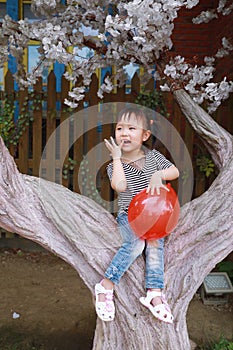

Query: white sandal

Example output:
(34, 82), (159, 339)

(139, 290), (174, 324)
(95, 281), (115, 322)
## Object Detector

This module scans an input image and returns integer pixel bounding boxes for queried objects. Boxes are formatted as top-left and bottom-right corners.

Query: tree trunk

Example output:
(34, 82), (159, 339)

(0, 89), (232, 350)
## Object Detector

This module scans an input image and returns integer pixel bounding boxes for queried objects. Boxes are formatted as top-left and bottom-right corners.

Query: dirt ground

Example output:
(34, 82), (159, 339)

(0, 248), (232, 350)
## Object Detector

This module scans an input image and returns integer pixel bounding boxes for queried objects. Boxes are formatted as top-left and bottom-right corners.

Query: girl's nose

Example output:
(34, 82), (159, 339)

(121, 128), (129, 136)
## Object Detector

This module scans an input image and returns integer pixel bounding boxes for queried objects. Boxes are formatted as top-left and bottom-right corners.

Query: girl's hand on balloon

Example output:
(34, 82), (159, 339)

(104, 137), (123, 160)
(147, 171), (169, 195)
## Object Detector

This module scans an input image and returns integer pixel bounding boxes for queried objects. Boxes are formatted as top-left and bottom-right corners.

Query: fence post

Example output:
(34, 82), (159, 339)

(45, 70), (57, 182)
(60, 75), (70, 188)
(18, 88), (29, 174)
(32, 78), (43, 177)
(4, 70), (15, 157)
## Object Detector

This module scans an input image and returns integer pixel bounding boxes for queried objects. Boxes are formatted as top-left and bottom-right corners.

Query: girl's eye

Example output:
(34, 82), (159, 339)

(129, 127), (136, 130)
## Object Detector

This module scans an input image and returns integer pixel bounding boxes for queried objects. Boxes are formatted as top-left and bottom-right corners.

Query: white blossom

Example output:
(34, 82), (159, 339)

(217, 0), (233, 16)
(185, 0), (199, 9)
(204, 56), (215, 65)
(203, 78), (233, 112)
(216, 37), (233, 58)
(97, 76), (114, 99)
(68, 86), (85, 100)
(133, 36), (146, 44)
(0, 0), (232, 113)
(160, 83), (170, 92)
(31, 0), (61, 16)
(98, 33), (107, 42)
(193, 94), (204, 104)
(192, 10), (218, 24)
(193, 0), (233, 23)
(64, 99), (79, 108)
(164, 65), (177, 79)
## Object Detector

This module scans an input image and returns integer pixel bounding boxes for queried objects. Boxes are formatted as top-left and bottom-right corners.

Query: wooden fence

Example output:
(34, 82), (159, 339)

(0, 69), (232, 239)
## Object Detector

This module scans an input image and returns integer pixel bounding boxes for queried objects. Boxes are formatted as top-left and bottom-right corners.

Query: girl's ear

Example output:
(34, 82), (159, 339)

(143, 130), (151, 142)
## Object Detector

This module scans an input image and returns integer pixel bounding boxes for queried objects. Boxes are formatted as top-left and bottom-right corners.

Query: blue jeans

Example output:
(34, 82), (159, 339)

(104, 213), (164, 290)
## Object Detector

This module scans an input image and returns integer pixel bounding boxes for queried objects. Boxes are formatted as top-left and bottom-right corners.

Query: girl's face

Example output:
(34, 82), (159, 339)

(115, 113), (151, 154)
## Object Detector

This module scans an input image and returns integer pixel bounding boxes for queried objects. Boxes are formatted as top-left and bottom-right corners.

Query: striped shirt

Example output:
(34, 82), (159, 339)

(107, 149), (174, 214)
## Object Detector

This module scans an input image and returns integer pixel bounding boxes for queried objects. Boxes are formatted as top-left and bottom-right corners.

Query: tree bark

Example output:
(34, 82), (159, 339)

(0, 89), (232, 350)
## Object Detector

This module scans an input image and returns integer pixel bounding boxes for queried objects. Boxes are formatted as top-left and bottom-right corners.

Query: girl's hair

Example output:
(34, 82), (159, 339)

(117, 107), (151, 131)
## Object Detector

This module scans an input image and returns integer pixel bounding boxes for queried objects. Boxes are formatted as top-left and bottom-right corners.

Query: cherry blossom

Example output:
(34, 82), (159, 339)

(0, 0), (232, 113)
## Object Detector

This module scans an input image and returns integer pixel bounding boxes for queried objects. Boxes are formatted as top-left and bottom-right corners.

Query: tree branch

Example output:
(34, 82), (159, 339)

(173, 89), (233, 169)
(0, 136), (118, 289)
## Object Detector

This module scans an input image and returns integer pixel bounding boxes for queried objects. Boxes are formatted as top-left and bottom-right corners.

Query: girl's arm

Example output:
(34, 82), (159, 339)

(104, 137), (127, 192)
(158, 166), (179, 181)
(111, 158), (127, 192)
(147, 166), (179, 195)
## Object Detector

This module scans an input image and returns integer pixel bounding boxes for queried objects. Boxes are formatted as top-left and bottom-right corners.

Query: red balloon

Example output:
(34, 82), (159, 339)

(128, 184), (180, 240)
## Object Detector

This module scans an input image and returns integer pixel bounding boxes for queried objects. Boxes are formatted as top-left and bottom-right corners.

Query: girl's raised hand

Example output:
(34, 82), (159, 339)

(104, 137), (123, 159)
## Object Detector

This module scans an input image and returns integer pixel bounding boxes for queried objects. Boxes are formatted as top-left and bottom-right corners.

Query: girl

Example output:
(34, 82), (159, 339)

(95, 107), (179, 323)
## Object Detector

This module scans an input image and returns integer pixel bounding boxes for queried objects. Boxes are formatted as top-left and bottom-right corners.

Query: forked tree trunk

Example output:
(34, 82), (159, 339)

(0, 89), (232, 350)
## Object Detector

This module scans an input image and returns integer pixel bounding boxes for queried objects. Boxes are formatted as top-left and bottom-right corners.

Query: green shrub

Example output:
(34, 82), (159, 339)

(216, 261), (233, 283)
(198, 337), (233, 350)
